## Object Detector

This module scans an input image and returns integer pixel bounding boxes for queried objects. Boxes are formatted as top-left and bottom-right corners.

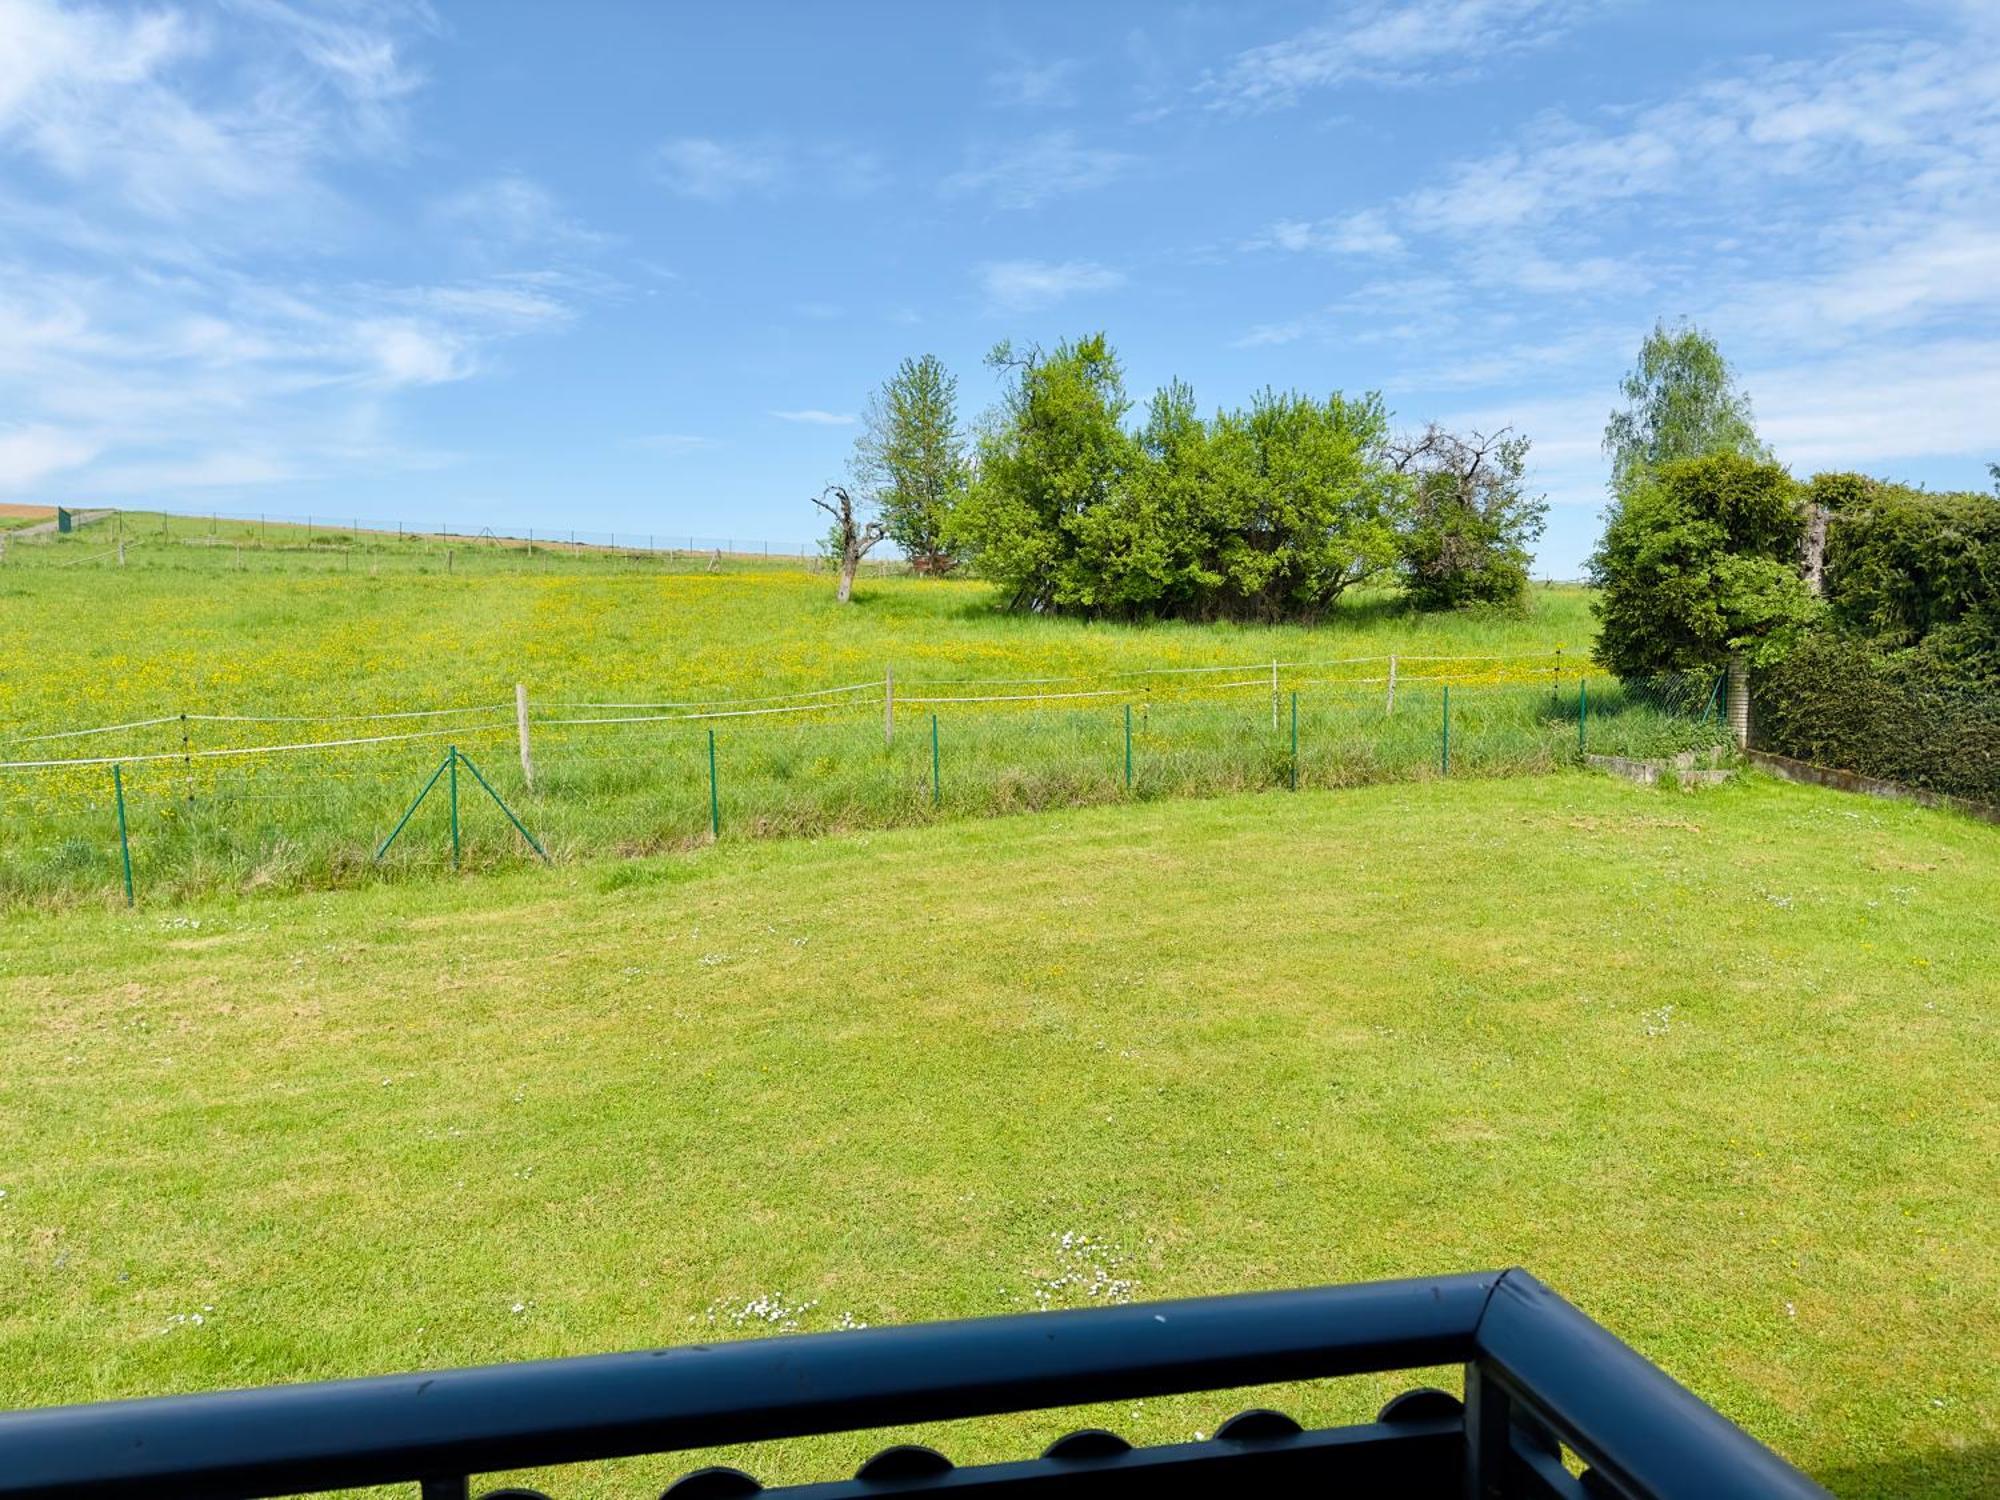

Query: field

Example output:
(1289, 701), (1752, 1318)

(0, 523), (1729, 904)
(0, 773), (1993, 1496)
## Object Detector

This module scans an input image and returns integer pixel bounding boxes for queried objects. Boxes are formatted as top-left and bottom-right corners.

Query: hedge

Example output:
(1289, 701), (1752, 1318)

(1754, 634), (2000, 803)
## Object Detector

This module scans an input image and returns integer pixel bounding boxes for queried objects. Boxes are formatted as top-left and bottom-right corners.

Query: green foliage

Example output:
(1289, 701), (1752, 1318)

(1818, 475), (1999, 665)
(953, 333), (1403, 620)
(1590, 454), (1816, 675)
(852, 354), (970, 574)
(1391, 426), (1547, 610)
(949, 334), (1136, 609)
(1602, 319), (1766, 499)
(1755, 633), (2000, 801)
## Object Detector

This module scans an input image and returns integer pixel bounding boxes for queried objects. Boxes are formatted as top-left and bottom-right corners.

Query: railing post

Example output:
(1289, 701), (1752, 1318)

(1124, 703), (1133, 790)
(1462, 1361), (1513, 1500)
(1290, 690), (1298, 791)
(448, 746), (460, 868)
(931, 714), (941, 807)
(1386, 653), (1398, 716)
(884, 664), (895, 748)
(1579, 678), (1588, 756)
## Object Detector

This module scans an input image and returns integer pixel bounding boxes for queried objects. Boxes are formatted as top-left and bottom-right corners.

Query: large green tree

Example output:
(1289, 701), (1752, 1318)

(1603, 320), (1766, 499)
(851, 354), (969, 575)
(948, 334), (1138, 612)
(1589, 454), (1817, 741)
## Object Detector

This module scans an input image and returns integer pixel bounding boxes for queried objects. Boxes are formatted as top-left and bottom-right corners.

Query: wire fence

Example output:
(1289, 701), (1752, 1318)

(0, 658), (1727, 906)
(0, 507), (865, 578)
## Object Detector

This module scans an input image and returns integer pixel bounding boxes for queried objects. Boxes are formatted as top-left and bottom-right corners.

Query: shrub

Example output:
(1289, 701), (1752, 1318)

(1819, 477), (1999, 666)
(1754, 634), (2000, 802)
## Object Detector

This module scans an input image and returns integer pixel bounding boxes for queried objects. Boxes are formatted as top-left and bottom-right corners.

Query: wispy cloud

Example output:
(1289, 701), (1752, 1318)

(987, 57), (1082, 109)
(771, 409), (856, 426)
(651, 135), (885, 201)
(978, 259), (1125, 312)
(1202, 0), (1610, 110)
(1249, 209), (1402, 256)
(651, 136), (785, 200)
(0, 1), (592, 503)
(942, 132), (1138, 210)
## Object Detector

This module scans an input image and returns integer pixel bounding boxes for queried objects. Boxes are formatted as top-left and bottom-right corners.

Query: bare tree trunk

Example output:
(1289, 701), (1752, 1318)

(1726, 651), (1751, 749)
(837, 547), (859, 604)
(1800, 503), (1830, 597)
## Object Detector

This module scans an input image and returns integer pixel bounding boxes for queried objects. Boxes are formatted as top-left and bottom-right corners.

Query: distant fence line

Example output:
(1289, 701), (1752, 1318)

(5, 504), (831, 560)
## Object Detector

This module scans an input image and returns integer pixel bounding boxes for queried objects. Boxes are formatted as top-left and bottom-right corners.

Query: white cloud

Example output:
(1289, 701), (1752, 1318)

(1203, 0), (1610, 109)
(771, 409), (856, 426)
(0, 2), (601, 504)
(0, 423), (98, 492)
(942, 132), (1138, 210)
(978, 259), (1125, 312)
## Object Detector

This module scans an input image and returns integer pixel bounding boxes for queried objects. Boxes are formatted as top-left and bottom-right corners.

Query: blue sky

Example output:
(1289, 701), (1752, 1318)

(3, 0), (1997, 574)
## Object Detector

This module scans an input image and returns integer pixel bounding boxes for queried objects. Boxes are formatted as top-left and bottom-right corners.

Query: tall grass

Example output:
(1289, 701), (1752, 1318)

(1, 673), (1727, 905)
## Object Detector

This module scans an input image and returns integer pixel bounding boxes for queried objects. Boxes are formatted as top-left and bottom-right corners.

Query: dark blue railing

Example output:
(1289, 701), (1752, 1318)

(0, 1270), (1826, 1499)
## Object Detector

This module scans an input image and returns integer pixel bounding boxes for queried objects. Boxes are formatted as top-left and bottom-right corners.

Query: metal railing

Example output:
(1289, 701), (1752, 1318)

(0, 1270), (1826, 1500)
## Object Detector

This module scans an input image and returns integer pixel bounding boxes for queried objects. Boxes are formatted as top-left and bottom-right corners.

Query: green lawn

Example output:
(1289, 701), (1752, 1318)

(1, 772), (1992, 1496)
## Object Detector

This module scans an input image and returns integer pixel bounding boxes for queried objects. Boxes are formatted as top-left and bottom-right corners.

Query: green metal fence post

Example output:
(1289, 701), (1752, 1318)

(457, 752), (550, 863)
(374, 751), (451, 861)
(931, 714), (941, 807)
(1124, 703), (1133, 790)
(707, 728), (720, 840)
(113, 764), (134, 906)
(1290, 690), (1299, 791)
(1579, 678), (1589, 756)
(1441, 684), (1451, 775)
(448, 746), (460, 868)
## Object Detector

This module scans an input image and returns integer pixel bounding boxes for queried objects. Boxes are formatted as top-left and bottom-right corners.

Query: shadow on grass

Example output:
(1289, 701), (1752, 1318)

(1815, 1443), (2000, 1500)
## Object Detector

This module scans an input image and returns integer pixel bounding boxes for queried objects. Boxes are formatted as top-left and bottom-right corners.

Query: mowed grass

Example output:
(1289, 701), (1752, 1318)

(1, 772), (1993, 1497)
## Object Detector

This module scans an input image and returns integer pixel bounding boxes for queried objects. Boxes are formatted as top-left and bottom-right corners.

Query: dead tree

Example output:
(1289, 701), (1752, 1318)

(810, 484), (887, 604)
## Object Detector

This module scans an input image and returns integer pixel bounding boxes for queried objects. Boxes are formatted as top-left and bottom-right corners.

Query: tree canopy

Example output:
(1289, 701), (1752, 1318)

(1603, 320), (1766, 499)
(947, 335), (1405, 620)
(851, 353), (969, 575)
(1589, 453), (1816, 676)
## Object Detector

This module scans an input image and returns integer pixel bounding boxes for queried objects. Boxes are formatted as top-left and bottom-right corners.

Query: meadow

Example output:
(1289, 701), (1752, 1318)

(0, 774), (1992, 1497)
(0, 521), (1726, 903)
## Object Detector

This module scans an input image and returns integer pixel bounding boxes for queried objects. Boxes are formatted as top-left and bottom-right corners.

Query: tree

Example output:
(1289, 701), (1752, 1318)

(1603, 320), (1766, 499)
(1589, 454), (1817, 743)
(1388, 425), (1546, 610)
(809, 484), (885, 605)
(852, 354), (969, 575)
(949, 334), (1136, 612)
(1200, 388), (1402, 619)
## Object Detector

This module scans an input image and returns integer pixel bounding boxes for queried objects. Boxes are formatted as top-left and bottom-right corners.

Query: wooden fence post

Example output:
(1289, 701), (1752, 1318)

(1386, 654), (1398, 716)
(516, 684), (535, 789)
(884, 665), (895, 748)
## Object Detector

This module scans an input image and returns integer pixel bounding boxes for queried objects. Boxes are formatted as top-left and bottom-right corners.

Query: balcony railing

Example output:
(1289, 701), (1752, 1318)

(0, 1269), (1827, 1500)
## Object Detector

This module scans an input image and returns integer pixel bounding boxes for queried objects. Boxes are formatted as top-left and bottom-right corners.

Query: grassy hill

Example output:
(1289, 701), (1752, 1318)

(1, 773), (1993, 1497)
